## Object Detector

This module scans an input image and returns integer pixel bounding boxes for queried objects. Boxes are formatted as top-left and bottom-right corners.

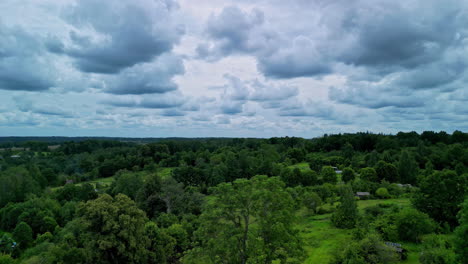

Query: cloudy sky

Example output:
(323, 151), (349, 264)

(1, 0), (467, 138)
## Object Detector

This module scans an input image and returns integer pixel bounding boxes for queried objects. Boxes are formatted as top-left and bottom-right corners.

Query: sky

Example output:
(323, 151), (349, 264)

(0, 0), (467, 138)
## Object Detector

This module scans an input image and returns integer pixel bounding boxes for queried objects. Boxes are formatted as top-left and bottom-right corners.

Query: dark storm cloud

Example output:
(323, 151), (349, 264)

(60, 0), (184, 74)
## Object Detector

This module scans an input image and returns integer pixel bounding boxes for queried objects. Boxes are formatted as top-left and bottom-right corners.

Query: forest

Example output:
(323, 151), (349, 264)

(0, 131), (467, 264)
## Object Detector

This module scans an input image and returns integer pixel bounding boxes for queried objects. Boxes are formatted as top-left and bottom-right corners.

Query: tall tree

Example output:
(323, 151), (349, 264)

(331, 185), (359, 229)
(78, 194), (150, 263)
(186, 176), (304, 264)
(13, 222), (33, 249)
(397, 150), (418, 184)
(413, 171), (467, 227)
(321, 166), (337, 184)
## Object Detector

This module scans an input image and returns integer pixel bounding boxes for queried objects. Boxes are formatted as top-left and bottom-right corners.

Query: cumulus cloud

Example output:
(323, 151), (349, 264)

(14, 96), (74, 118)
(103, 54), (184, 94)
(58, 0), (184, 74)
(0, 25), (56, 91)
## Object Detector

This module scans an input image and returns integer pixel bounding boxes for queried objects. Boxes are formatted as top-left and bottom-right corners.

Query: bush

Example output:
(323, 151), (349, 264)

(396, 208), (436, 242)
(376, 188), (390, 199)
(419, 235), (456, 264)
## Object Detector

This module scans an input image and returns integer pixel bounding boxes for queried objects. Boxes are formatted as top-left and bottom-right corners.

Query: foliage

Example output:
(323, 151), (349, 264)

(359, 168), (378, 182)
(375, 188), (390, 199)
(13, 222), (33, 250)
(397, 150), (419, 184)
(454, 197), (468, 263)
(342, 167), (355, 183)
(413, 170), (467, 227)
(185, 176), (305, 264)
(333, 233), (398, 264)
(322, 166), (338, 184)
(0, 167), (41, 207)
(331, 186), (359, 229)
(77, 194), (150, 263)
(419, 235), (456, 264)
(395, 208), (435, 242)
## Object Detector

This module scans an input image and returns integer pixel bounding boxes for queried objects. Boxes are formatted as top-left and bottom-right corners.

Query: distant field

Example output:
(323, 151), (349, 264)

(288, 162), (311, 171)
(50, 167), (175, 191)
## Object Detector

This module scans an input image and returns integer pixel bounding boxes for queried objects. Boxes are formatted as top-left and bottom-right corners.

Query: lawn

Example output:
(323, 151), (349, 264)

(289, 162), (311, 172)
(158, 167), (175, 179)
(297, 198), (423, 264)
(298, 211), (352, 263)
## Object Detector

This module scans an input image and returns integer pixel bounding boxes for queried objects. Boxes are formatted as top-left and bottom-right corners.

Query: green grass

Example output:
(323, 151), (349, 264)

(158, 167), (175, 179)
(50, 167), (177, 192)
(297, 210), (352, 263)
(289, 162), (311, 172)
(297, 198), (419, 264)
(357, 198), (412, 211)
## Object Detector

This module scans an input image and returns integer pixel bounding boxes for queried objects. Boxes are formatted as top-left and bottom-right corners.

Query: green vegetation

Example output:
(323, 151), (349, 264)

(0, 131), (467, 263)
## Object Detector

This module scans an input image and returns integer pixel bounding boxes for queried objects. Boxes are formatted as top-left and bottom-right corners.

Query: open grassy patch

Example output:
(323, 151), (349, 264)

(289, 162), (311, 172)
(158, 167), (175, 179)
(296, 209), (352, 264)
(296, 198), (420, 263)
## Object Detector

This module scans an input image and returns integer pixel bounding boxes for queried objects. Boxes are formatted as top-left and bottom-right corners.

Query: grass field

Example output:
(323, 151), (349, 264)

(298, 198), (422, 264)
(50, 167), (175, 191)
(288, 162), (311, 172)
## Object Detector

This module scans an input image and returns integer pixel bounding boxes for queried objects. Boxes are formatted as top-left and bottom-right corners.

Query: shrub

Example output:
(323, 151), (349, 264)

(376, 188), (390, 199)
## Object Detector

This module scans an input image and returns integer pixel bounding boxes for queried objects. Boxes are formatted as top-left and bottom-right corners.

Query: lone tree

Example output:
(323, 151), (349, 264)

(331, 185), (359, 229)
(185, 175), (304, 264)
(398, 150), (418, 184)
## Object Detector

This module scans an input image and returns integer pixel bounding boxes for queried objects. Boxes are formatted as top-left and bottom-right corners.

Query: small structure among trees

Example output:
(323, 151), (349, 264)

(355, 192), (370, 199)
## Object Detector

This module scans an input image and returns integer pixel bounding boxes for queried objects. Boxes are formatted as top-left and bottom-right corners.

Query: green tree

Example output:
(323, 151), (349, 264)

(398, 150), (418, 184)
(186, 176), (304, 264)
(78, 194), (150, 263)
(359, 167), (378, 182)
(454, 198), (468, 263)
(13, 222), (33, 249)
(395, 208), (435, 242)
(413, 170), (467, 227)
(145, 222), (176, 264)
(321, 166), (337, 184)
(111, 171), (144, 200)
(375, 161), (399, 183)
(0, 167), (40, 207)
(342, 167), (355, 183)
(331, 186), (359, 229)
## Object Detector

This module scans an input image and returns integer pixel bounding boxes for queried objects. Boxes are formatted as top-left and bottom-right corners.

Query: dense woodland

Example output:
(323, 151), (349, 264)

(0, 131), (467, 264)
